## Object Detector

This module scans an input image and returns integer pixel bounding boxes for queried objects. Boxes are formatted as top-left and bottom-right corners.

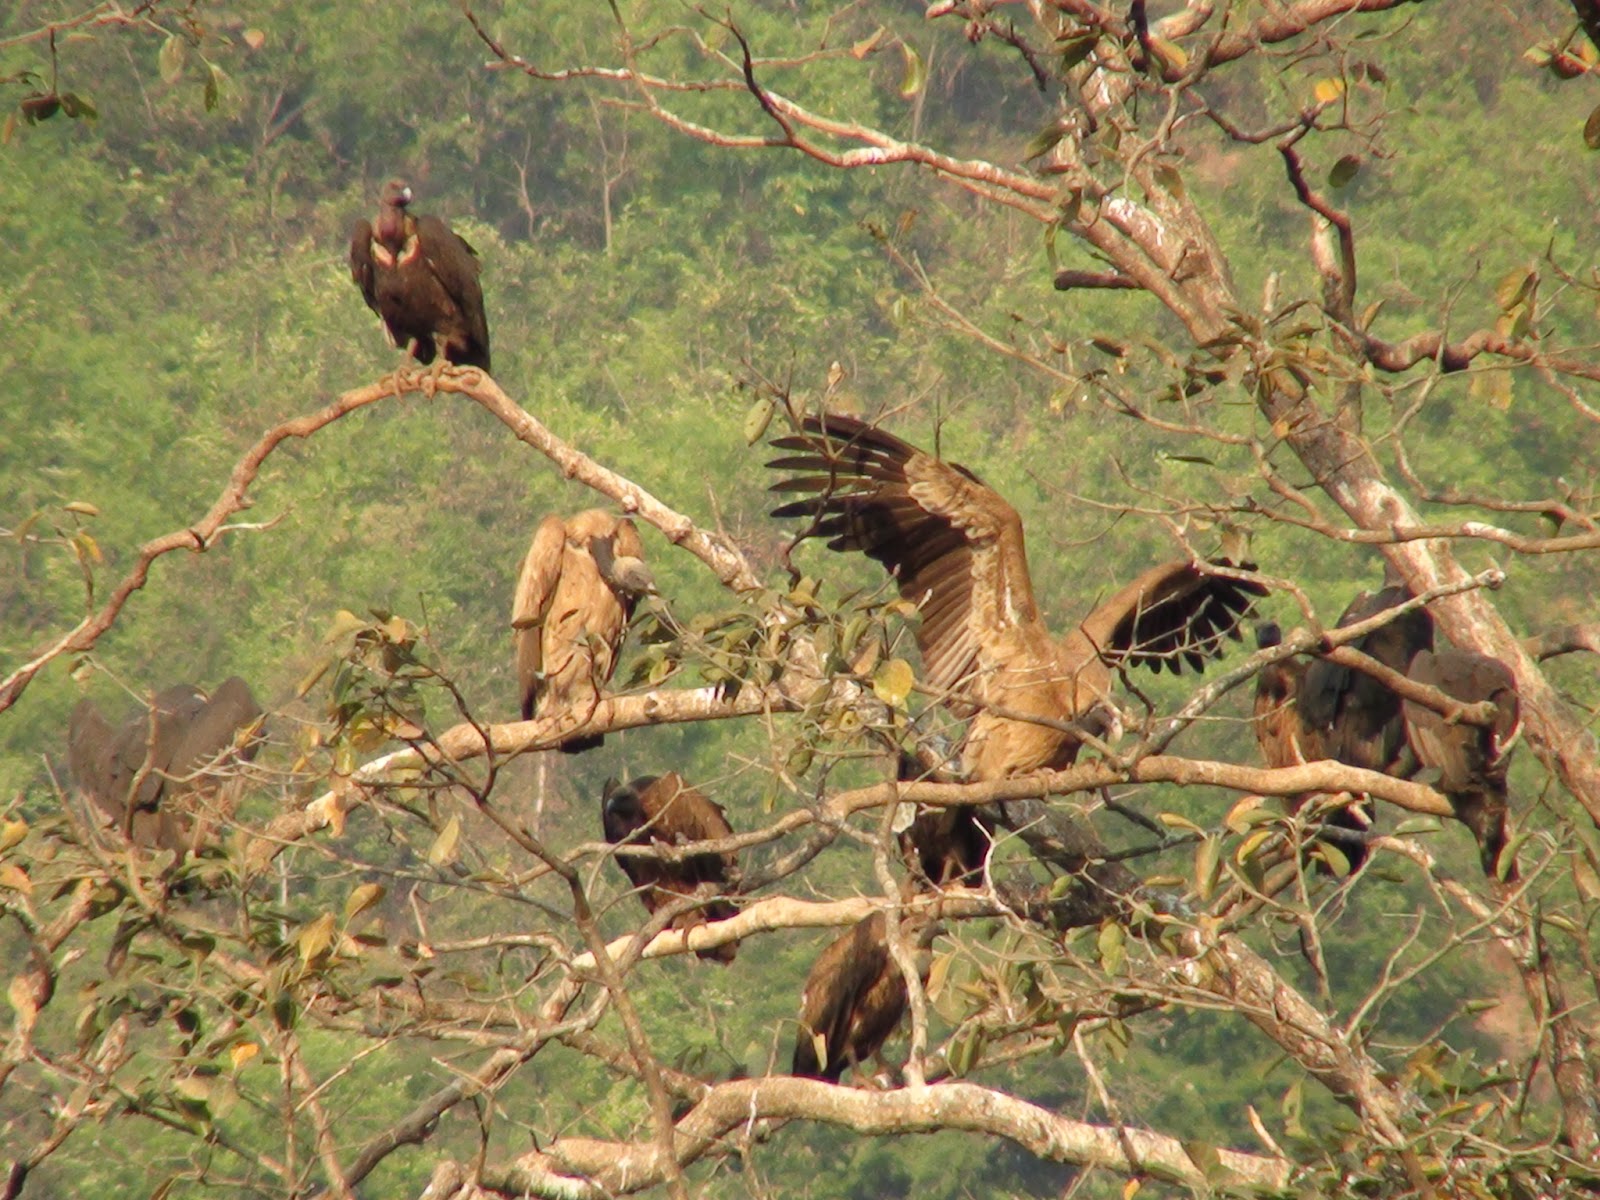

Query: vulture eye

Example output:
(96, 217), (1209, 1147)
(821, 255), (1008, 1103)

(398, 186), (413, 206)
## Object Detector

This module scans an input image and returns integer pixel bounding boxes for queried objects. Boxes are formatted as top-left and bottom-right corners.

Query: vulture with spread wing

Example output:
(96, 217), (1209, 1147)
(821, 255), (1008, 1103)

(601, 773), (739, 963)
(350, 179), (491, 372)
(768, 414), (1265, 781)
(69, 679), (263, 853)
(792, 911), (937, 1083)
(512, 510), (651, 753)
(1404, 650), (1522, 878)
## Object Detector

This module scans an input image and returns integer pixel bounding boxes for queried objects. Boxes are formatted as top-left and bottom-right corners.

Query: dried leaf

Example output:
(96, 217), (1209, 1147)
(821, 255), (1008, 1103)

(850, 28), (884, 59)
(1586, 103), (1600, 150)
(297, 913), (336, 966)
(427, 815), (462, 868)
(1312, 77), (1345, 105)
(344, 882), (387, 923)
(743, 397), (775, 445)
(0, 820), (27, 855)
(159, 36), (187, 85)
(62, 500), (100, 517)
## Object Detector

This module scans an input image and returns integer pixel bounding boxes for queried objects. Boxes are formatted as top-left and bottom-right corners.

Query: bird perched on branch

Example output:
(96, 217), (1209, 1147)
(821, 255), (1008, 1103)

(1291, 578), (1435, 869)
(1251, 622), (1376, 872)
(68, 677), (264, 854)
(601, 773), (739, 963)
(512, 510), (651, 752)
(767, 413), (1266, 782)
(1404, 649), (1522, 879)
(349, 179), (491, 372)
(896, 748), (990, 890)
(792, 910), (939, 1083)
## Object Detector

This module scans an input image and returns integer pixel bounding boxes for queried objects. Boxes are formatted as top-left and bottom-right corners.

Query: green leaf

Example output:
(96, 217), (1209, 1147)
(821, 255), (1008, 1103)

(743, 397), (775, 445)
(159, 36), (188, 85)
(872, 658), (915, 708)
(1328, 154), (1361, 188)
(203, 64), (224, 112)
(1096, 920), (1125, 975)
(897, 42), (925, 99)
(1022, 123), (1065, 163)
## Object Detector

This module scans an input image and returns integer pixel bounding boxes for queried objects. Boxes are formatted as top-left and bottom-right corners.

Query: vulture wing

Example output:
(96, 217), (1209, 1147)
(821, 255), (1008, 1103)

(793, 913), (898, 1082)
(414, 215), (491, 371)
(1404, 649), (1520, 877)
(348, 219), (379, 313)
(1250, 624), (1326, 769)
(1070, 558), (1265, 676)
(166, 677), (264, 786)
(769, 413), (1039, 701)
(512, 515), (568, 721)
(1301, 585), (1434, 773)
(68, 699), (117, 815)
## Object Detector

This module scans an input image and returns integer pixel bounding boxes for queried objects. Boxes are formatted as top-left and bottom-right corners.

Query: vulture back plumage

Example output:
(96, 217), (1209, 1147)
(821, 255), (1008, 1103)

(1250, 623), (1371, 871)
(1404, 649), (1522, 878)
(792, 911), (937, 1083)
(601, 773), (739, 963)
(768, 413), (1265, 781)
(512, 510), (650, 752)
(350, 179), (491, 371)
(72, 680), (263, 853)
(895, 750), (989, 890)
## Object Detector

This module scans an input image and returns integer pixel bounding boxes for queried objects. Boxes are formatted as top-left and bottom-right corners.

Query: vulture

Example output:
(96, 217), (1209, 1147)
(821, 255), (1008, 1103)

(792, 911), (938, 1083)
(1251, 623), (1371, 870)
(69, 679), (264, 854)
(512, 510), (651, 753)
(600, 773), (739, 963)
(1403, 650), (1522, 878)
(349, 179), (491, 372)
(1292, 580), (1435, 868)
(768, 414), (1266, 781)
(896, 750), (989, 890)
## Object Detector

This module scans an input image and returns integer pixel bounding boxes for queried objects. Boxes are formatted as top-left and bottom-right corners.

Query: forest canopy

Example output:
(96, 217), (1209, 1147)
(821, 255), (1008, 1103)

(3, 1), (1600, 1197)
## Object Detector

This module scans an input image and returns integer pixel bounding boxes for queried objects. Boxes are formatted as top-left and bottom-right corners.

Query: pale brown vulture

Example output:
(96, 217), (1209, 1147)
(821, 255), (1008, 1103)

(512, 510), (650, 753)
(69, 679), (263, 853)
(1403, 650), (1522, 878)
(792, 911), (937, 1083)
(768, 414), (1265, 781)
(601, 773), (739, 963)
(350, 179), (491, 372)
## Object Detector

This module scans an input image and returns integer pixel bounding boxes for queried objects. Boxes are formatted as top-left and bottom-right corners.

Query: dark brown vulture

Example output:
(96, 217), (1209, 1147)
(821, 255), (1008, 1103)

(1293, 581), (1435, 868)
(896, 750), (989, 889)
(69, 679), (263, 854)
(1300, 581), (1435, 774)
(601, 773), (739, 963)
(768, 414), (1266, 781)
(349, 179), (491, 372)
(792, 911), (938, 1083)
(1403, 650), (1522, 878)
(512, 510), (651, 753)
(1251, 622), (1373, 870)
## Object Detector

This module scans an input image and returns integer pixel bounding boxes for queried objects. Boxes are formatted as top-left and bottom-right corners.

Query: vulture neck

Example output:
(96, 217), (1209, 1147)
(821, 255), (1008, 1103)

(374, 204), (411, 253)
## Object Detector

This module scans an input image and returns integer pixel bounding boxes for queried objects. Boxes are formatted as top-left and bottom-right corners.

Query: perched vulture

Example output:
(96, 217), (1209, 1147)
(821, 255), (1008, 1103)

(1404, 650), (1522, 878)
(792, 911), (938, 1083)
(768, 414), (1266, 781)
(600, 773), (739, 963)
(69, 679), (264, 854)
(1291, 581), (1434, 869)
(1251, 623), (1371, 870)
(896, 750), (989, 890)
(1300, 581), (1435, 775)
(512, 510), (651, 753)
(349, 179), (491, 372)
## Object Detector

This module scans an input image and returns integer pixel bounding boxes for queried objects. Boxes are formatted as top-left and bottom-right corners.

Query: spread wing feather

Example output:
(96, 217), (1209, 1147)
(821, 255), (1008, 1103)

(769, 414), (1037, 698)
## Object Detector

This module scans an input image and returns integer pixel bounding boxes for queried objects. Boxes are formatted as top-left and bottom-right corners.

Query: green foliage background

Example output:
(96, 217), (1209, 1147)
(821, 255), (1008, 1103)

(2, 1), (1599, 1195)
